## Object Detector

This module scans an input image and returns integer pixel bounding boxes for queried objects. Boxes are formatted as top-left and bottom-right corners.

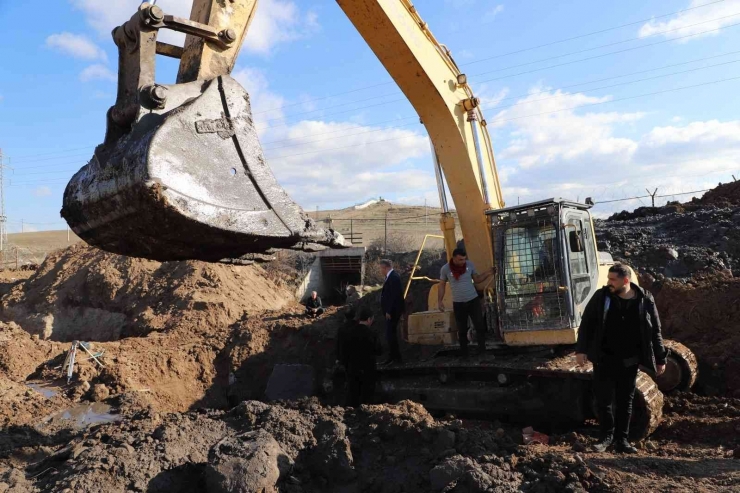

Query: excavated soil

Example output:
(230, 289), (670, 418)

(2, 395), (739, 493)
(1, 244), (293, 342)
(2, 180), (740, 492)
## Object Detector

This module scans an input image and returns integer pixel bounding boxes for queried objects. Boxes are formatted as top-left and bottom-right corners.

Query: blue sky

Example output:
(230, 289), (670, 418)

(2, 0), (740, 232)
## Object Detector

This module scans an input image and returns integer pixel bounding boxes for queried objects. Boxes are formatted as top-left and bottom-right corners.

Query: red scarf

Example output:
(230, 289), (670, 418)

(449, 259), (466, 280)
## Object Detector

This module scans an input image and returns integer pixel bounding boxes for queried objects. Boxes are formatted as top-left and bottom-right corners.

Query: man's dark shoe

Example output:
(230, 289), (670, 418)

(614, 439), (638, 454)
(592, 435), (613, 452)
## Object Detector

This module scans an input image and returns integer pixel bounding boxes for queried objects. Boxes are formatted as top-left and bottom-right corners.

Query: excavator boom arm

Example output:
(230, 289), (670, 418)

(336, 0), (505, 271)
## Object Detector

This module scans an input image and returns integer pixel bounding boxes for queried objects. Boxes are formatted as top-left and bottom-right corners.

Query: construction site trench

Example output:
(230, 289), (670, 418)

(1, 182), (740, 492)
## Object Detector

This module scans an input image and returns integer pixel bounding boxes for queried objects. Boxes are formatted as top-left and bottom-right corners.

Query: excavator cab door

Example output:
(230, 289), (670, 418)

(562, 209), (599, 324)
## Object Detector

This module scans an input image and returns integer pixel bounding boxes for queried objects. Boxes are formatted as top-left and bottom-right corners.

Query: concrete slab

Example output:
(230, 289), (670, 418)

(265, 364), (316, 401)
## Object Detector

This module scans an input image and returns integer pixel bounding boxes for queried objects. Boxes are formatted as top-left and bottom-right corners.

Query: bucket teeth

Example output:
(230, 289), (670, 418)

(62, 76), (345, 261)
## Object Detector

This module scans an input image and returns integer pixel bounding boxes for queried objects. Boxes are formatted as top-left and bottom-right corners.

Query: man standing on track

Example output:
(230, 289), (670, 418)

(576, 263), (667, 454)
(379, 259), (404, 365)
(438, 248), (494, 356)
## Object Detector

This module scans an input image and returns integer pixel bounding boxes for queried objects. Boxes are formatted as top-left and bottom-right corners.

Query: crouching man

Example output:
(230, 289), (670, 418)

(576, 263), (667, 454)
(304, 291), (324, 318)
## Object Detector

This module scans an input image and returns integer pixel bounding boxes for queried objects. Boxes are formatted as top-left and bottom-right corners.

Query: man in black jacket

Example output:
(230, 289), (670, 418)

(576, 263), (667, 454)
(379, 259), (404, 365)
(342, 306), (383, 406)
(304, 291), (324, 318)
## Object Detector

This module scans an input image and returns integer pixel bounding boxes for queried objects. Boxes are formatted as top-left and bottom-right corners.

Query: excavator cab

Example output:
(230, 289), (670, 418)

(61, 2), (344, 261)
(488, 199), (601, 346)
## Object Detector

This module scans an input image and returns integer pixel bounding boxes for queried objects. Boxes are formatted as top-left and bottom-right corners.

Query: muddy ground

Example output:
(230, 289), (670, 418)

(2, 183), (740, 492)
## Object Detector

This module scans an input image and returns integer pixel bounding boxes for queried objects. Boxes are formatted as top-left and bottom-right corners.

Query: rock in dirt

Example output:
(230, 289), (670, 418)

(90, 384), (109, 402)
(0, 466), (35, 493)
(307, 420), (355, 483)
(206, 430), (294, 493)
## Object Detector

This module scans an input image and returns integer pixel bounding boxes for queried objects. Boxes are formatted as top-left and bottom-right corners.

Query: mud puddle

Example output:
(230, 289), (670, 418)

(43, 402), (122, 429)
(26, 381), (63, 399)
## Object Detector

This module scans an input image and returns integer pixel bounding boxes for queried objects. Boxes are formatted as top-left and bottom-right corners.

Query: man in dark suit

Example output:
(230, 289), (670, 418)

(341, 306), (383, 406)
(379, 259), (404, 364)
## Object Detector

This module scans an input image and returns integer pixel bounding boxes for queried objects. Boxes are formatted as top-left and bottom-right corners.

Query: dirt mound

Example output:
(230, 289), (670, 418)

(11, 396), (738, 493)
(1, 244), (293, 342)
(644, 275), (740, 396)
(20, 400), (544, 493)
(699, 180), (740, 207)
(596, 206), (740, 279)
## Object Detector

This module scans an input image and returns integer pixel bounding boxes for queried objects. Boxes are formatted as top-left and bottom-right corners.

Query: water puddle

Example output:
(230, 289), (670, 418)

(45, 402), (122, 429)
(26, 382), (62, 399)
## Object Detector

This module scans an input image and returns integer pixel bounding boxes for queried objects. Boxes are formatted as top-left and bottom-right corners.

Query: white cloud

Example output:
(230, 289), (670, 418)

(80, 64), (117, 82)
(480, 87), (510, 109)
(243, 0), (320, 55)
(71, 0), (195, 45)
(483, 5), (505, 23)
(233, 66), (430, 209)
(71, 0), (318, 53)
(45, 32), (107, 61)
(638, 0), (740, 42)
(33, 186), (52, 197)
(488, 86), (740, 215)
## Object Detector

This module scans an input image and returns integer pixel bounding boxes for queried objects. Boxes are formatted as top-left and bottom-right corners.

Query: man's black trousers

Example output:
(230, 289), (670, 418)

(385, 313), (402, 361)
(593, 358), (639, 441)
(346, 371), (376, 407)
(452, 298), (487, 353)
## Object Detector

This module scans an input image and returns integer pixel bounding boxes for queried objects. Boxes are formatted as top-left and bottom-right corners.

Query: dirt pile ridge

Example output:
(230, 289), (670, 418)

(643, 275), (740, 397)
(1, 244), (293, 342)
(0, 244), (326, 415)
(699, 180), (740, 207)
(4, 396), (736, 493)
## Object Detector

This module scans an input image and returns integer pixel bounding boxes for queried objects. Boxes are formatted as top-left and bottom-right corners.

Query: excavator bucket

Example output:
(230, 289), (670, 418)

(61, 2), (344, 262)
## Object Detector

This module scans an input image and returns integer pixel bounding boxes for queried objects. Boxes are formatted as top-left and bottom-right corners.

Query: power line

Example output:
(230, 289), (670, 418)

(9, 152), (91, 165)
(475, 21), (740, 84)
(593, 188), (711, 205)
(463, 0), (727, 67)
(486, 74), (740, 125)
(257, 14), (740, 127)
(9, 146), (94, 161)
(491, 49), (740, 105)
(488, 58), (740, 112)
(8, 74), (740, 178)
(10, 29), (740, 160)
(250, 0), (727, 115)
(471, 12), (740, 79)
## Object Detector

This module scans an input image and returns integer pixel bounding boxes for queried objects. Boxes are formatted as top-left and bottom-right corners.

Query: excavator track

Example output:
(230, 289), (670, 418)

(379, 347), (665, 440)
(657, 340), (698, 393)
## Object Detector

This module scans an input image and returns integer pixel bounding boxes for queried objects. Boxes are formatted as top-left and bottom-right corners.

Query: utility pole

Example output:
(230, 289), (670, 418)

(424, 199), (427, 226)
(646, 188), (659, 208)
(0, 149), (10, 259)
(21, 219), (23, 233)
(384, 211), (388, 253)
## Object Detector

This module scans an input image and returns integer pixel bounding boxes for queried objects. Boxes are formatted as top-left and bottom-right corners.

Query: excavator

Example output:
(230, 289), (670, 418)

(61, 0), (698, 438)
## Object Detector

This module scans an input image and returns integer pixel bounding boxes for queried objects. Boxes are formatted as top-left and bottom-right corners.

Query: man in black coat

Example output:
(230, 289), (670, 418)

(304, 291), (324, 318)
(576, 263), (668, 454)
(342, 306), (383, 407)
(379, 259), (404, 365)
